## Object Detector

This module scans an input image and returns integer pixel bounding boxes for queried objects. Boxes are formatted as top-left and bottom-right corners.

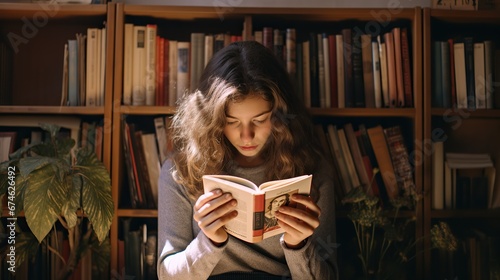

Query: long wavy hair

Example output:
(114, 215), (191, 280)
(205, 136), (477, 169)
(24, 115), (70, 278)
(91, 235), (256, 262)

(171, 41), (322, 200)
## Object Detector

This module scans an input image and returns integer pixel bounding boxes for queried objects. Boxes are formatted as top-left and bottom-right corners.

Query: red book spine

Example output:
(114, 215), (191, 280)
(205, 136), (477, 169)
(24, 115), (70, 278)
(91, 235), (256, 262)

(253, 193), (265, 237)
(401, 28), (413, 107)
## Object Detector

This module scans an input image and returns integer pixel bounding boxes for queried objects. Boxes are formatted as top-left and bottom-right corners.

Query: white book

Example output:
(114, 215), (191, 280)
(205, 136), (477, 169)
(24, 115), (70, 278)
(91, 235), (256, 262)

(203, 174), (312, 243)
(141, 133), (161, 208)
(474, 42), (486, 109)
(338, 128), (361, 189)
(322, 34), (331, 108)
(302, 41), (311, 108)
(454, 42), (468, 109)
(168, 40), (178, 106)
(372, 40), (382, 108)
(99, 26), (106, 106)
(432, 141), (444, 210)
(153, 117), (168, 164)
(204, 34), (214, 67)
(484, 40), (494, 109)
(122, 23), (134, 105)
(190, 33), (205, 92)
(327, 125), (352, 194)
(254, 31), (263, 44)
(177, 41), (190, 101)
(145, 24), (157, 106)
(335, 34), (345, 108)
(132, 26), (146, 106)
(377, 35), (389, 107)
(85, 29), (97, 107)
(95, 28), (102, 106)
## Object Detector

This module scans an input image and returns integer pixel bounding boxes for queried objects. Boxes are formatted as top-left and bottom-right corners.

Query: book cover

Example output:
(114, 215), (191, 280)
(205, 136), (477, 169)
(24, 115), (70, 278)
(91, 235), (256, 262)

(367, 125), (399, 200)
(454, 42), (468, 109)
(384, 32), (398, 107)
(202, 174), (312, 243)
(361, 34), (375, 108)
(122, 23), (134, 105)
(336, 34), (345, 108)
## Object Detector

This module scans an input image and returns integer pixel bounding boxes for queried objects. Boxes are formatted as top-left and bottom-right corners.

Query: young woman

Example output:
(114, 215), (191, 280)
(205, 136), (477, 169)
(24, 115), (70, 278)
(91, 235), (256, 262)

(157, 41), (338, 279)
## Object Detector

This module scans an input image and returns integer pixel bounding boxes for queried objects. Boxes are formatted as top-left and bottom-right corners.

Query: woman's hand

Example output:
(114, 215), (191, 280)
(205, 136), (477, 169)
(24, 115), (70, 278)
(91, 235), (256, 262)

(193, 189), (238, 246)
(275, 194), (321, 249)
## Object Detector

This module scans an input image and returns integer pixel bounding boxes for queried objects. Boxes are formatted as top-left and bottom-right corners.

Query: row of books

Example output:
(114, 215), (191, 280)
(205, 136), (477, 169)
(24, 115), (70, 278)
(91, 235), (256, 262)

(432, 38), (500, 109)
(259, 26), (413, 109)
(122, 24), (239, 107)
(316, 123), (414, 207)
(122, 21), (414, 109)
(61, 25), (107, 107)
(121, 116), (173, 209)
(120, 219), (157, 280)
(432, 142), (499, 210)
(433, 228), (500, 280)
(0, 116), (104, 164)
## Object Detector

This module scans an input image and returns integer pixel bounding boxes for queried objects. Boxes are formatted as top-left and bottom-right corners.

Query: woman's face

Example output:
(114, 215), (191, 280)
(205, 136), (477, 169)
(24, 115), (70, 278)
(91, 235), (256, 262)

(271, 195), (288, 211)
(223, 94), (273, 167)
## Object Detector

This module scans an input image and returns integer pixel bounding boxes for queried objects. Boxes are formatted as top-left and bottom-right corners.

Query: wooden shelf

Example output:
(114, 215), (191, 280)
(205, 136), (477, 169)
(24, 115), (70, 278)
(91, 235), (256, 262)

(117, 209), (158, 218)
(122, 5), (417, 21)
(309, 107), (417, 117)
(429, 9), (500, 23)
(0, 3), (107, 19)
(431, 108), (500, 118)
(0, 105), (105, 115)
(431, 209), (500, 219)
(117, 105), (176, 115)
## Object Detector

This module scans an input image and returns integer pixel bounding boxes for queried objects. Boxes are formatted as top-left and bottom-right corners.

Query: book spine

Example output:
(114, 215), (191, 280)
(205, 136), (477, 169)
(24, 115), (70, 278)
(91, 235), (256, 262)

(145, 24), (157, 106)
(253, 193), (265, 238)
(342, 28), (354, 108)
(401, 28), (413, 107)
(464, 37), (475, 109)
(352, 31), (365, 107)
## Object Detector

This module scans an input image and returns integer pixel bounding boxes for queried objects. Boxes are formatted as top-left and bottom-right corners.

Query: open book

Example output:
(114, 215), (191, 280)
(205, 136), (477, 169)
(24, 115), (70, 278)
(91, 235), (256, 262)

(202, 174), (312, 243)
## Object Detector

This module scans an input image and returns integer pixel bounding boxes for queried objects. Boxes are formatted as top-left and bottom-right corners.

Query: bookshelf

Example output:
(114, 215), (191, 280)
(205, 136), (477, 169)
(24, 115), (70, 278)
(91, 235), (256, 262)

(111, 4), (423, 279)
(0, 2), (115, 279)
(423, 8), (500, 279)
(0, 3), (434, 279)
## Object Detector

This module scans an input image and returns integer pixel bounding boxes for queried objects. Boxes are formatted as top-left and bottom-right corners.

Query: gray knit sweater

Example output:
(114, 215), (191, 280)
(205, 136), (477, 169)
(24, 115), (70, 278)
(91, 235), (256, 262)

(157, 160), (338, 280)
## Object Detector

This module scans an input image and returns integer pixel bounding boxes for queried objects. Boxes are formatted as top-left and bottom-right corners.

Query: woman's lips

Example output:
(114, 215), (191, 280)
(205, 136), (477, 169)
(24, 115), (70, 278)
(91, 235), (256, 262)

(240, 145), (257, 151)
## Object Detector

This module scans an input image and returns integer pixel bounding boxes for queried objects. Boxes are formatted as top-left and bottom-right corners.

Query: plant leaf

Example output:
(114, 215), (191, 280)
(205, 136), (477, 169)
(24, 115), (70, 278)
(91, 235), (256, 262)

(77, 150), (113, 243)
(39, 123), (61, 139)
(18, 156), (55, 178)
(24, 164), (66, 242)
(61, 175), (82, 229)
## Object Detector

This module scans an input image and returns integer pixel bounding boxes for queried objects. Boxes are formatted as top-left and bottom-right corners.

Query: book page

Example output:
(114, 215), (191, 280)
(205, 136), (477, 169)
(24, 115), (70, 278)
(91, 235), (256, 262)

(261, 175), (312, 239)
(202, 175), (258, 243)
(258, 174), (312, 191)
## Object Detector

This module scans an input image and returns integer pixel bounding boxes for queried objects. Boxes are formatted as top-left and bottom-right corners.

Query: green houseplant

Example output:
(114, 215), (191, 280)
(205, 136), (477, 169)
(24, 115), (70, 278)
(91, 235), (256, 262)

(0, 124), (114, 279)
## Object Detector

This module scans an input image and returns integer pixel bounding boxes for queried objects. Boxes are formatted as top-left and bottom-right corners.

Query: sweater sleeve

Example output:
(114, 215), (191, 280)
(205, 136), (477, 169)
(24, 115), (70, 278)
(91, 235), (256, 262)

(157, 161), (226, 280)
(281, 160), (339, 280)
